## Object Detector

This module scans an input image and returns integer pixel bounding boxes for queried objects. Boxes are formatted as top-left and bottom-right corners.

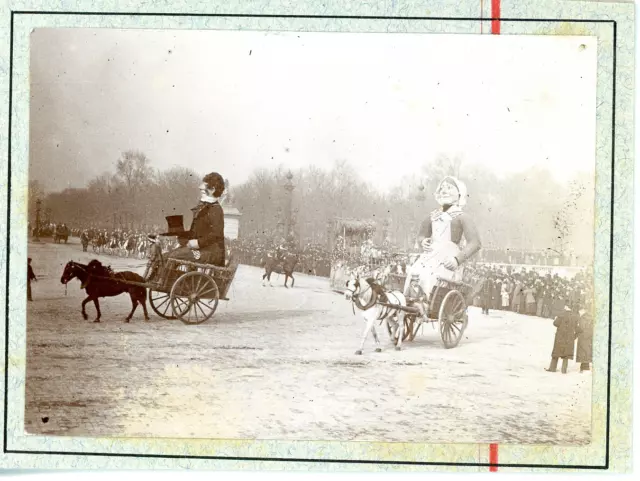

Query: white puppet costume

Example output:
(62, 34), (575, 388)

(404, 176), (482, 300)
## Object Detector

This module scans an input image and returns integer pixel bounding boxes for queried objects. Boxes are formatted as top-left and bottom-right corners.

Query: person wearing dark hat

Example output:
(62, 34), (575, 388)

(164, 172), (226, 267)
(545, 298), (580, 374)
(27, 257), (37, 302)
(575, 293), (593, 373)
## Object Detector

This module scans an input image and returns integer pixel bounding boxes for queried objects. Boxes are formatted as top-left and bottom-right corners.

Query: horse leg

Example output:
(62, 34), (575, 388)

(125, 293), (139, 322)
(140, 291), (150, 321)
(81, 296), (92, 320)
(93, 298), (101, 323)
(371, 325), (382, 352)
(355, 314), (376, 355)
(395, 311), (406, 351)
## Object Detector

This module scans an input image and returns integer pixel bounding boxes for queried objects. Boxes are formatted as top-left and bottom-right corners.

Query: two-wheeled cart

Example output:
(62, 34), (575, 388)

(381, 274), (474, 349)
(147, 258), (238, 325)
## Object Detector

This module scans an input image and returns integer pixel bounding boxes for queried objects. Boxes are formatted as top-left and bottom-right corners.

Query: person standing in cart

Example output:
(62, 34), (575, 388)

(165, 171), (227, 267)
(404, 176), (482, 300)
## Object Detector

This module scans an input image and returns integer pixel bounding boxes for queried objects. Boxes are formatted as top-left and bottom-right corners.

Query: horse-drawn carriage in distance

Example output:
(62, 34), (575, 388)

(53, 224), (70, 244)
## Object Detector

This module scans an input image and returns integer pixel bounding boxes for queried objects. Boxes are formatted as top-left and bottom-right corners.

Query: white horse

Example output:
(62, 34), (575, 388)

(345, 271), (408, 355)
(136, 238), (148, 259)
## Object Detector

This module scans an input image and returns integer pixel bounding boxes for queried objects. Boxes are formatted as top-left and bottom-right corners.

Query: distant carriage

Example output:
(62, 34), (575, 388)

(53, 225), (69, 244)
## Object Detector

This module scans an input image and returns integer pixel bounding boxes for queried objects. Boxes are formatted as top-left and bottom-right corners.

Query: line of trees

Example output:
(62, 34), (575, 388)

(29, 150), (595, 260)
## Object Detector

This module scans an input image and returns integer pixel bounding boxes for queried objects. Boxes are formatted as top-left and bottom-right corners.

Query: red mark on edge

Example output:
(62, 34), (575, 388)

(491, 0), (501, 34)
(489, 443), (499, 472)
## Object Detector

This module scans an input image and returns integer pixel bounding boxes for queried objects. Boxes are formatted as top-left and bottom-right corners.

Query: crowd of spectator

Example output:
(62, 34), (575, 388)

(468, 263), (591, 319)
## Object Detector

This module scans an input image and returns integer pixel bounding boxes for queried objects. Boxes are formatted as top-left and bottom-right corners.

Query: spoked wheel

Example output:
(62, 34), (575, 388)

(438, 290), (468, 349)
(149, 289), (176, 320)
(386, 314), (413, 343)
(170, 271), (219, 325)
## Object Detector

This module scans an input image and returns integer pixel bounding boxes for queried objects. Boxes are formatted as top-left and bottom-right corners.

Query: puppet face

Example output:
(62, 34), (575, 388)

(434, 179), (460, 206)
(199, 182), (215, 200)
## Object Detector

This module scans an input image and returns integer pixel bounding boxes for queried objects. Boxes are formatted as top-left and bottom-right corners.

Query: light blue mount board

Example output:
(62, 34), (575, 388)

(0, 0), (634, 473)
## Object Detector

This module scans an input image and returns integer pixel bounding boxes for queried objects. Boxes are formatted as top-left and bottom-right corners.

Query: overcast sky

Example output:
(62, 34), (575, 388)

(29, 28), (597, 193)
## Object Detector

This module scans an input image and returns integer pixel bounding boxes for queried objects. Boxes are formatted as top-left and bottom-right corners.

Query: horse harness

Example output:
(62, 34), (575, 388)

(350, 278), (396, 324)
(65, 261), (118, 290)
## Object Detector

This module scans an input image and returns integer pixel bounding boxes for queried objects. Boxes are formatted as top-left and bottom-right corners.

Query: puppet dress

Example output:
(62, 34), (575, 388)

(404, 209), (465, 300)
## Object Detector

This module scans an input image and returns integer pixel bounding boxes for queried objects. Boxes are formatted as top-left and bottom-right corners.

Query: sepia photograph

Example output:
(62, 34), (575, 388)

(24, 27), (597, 445)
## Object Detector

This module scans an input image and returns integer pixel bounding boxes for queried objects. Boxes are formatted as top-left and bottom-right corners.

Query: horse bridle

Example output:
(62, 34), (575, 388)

(61, 261), (77, 284)
(348, 278), (377, 312)
(61, 261), (92, 282)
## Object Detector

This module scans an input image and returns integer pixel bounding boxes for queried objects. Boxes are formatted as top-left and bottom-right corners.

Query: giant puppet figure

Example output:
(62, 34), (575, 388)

(404, 176), (482, 299)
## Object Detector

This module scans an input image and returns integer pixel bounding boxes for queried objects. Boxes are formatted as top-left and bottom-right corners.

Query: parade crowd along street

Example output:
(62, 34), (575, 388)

(27, 217), (592, 323)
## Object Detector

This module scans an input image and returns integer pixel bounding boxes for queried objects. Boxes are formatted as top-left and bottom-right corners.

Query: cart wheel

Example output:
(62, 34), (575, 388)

(438, 290), (468, 349)
(149, 289), (176, 320)
(170, 271), (219, 325)
(386, 314), (412, 342)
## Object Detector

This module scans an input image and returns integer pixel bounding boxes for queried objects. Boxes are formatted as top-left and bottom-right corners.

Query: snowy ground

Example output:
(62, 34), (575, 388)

(24, 238), (592, 444)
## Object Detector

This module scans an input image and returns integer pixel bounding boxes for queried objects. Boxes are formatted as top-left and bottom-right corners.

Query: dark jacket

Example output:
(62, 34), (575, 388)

(575, 311), (593, 364)
(188, 201), (225, 266)
(27, 264), (36, 282)
(551, 310), (579, 359)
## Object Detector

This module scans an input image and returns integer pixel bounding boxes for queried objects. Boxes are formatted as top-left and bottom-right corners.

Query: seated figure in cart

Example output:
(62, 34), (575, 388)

(404, 175), (482, 303)
(145, 171), (227, 282)
(166, 171), (227, 266)
(404, 272), (429, 322)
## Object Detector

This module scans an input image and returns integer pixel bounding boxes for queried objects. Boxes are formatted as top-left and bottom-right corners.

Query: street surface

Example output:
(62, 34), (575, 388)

(24, 238), (592, 444)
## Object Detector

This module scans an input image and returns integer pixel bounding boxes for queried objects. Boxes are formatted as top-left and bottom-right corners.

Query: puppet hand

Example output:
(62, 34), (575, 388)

(442, 257), (459, 270)
(187, 239), (199, 249)
(421, 238), (432, 251)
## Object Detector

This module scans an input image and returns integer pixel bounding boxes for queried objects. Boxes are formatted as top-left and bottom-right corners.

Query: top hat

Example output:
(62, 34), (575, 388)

(410, 273), (420, 280)
(160, 215), (190, 237)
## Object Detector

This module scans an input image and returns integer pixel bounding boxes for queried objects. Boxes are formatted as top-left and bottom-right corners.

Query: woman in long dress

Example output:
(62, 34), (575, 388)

(404, 176), (482, 300)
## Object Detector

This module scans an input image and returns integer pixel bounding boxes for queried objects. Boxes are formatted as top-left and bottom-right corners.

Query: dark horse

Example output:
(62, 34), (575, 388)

(262, 250), (299, 288)
(60, 260), (150, 323)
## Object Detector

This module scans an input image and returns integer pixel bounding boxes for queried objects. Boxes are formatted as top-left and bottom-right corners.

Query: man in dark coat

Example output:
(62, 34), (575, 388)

(576, 300), (593, 372)
(491, 278), (500, 311)
(165, 172), (226, 267)
(27, 258), (37, 302)
(480, 276), (493, 315)
(546, 301), (580, 374)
